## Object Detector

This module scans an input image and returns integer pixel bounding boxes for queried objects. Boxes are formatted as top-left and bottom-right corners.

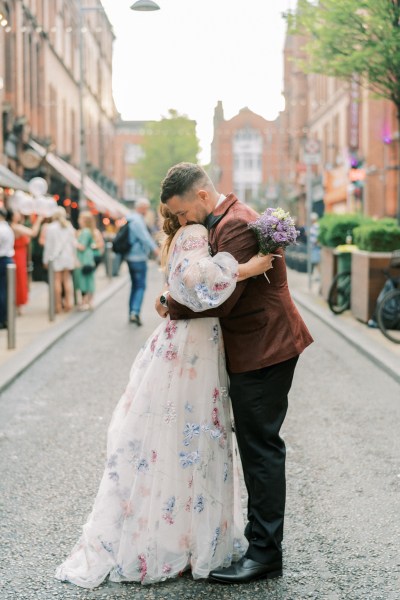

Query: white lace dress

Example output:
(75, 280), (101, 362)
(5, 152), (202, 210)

(55, 224), (248, 588)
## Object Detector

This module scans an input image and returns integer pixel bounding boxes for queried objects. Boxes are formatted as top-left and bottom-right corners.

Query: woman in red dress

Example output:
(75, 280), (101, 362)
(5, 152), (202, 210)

(10, 210), (42, 313)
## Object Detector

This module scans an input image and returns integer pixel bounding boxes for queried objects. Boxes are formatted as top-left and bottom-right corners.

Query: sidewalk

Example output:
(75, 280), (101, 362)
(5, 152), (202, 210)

(0, 262), (130, 393)
(0, 261), (399, 394)
(288, 268), (400, 383)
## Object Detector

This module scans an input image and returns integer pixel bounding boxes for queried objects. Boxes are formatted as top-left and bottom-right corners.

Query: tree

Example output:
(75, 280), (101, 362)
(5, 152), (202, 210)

(135, 109), (200, 205)
(286, 0), (400, 223)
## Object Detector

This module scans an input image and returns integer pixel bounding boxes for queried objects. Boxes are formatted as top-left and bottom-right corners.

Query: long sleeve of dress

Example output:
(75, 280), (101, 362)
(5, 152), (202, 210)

(168, 224), (238, 312)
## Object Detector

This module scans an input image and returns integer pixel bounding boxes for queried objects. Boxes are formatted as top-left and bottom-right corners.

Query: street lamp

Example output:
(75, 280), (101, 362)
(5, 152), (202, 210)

(131, 0), (160, 10)
(78, 0), (160, 211)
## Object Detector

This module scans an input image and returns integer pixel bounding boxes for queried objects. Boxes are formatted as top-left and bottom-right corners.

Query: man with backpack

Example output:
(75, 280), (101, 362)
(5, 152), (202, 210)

(115, 198), (159, 325)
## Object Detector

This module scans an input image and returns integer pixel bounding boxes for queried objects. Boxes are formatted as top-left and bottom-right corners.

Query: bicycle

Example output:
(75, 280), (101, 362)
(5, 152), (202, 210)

(328, 269), (351, 314)
(375, 250), (400, 344)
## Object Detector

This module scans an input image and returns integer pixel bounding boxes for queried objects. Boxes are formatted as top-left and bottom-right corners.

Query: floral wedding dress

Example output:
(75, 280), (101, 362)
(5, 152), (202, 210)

(55, 224), (248, 588)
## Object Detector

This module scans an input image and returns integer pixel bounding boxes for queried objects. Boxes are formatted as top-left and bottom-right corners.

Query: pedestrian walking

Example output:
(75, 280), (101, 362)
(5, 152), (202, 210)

(42, 207), (77, 313)
(75, 211), (97, 311)
(55, 205), (273, 588)
(125, 198), (159, 326)
(309, 212), (321, 278)
(157, 162), (314, 584)
(0, 207), (15, 329)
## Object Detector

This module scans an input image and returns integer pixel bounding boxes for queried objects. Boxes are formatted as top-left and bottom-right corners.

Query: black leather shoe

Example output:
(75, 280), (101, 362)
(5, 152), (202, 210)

(209, 557), (282, 584)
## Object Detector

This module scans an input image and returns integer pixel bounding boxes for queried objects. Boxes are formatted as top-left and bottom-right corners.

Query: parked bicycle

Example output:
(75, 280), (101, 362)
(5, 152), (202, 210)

(328, 269), (351, 314)
(375, 250), (400, 344)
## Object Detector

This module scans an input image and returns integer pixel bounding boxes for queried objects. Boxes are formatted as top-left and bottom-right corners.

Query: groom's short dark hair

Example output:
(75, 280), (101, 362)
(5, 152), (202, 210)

(160, 162), (209, 203)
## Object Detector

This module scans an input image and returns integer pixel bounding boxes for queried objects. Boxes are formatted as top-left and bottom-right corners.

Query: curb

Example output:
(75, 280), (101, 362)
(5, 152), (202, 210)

(0, 275), (130, 394)
(292, 289), (400, 384)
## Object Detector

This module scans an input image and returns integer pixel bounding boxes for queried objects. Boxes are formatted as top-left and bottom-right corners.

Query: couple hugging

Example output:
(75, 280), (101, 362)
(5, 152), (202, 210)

(55, 162), (313, 588)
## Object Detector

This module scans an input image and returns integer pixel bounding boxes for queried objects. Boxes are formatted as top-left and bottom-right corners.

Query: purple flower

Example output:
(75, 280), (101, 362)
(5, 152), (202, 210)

(248, 207), (299, 254)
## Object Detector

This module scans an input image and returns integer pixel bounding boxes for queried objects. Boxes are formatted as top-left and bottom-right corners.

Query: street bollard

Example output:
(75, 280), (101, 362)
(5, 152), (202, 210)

(105, 241), (113, 279)
(6, 263), (16, 350)
(48, 260), (56, 322)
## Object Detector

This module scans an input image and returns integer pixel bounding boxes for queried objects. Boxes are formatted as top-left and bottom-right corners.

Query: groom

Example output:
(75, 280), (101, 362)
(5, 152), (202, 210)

(156, 163), (313, 583)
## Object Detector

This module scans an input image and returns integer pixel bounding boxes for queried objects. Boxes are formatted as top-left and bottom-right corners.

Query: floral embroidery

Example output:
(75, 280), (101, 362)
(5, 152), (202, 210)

(162, 496), (176, 525)
(165, 321), (177, 339)
(183, 423), (201, 446)
(165, 343), (178, 361)
(212, 388), (220, 403)
(150, 334), (159, 353)
(185, 497), (192, 512)
(223, 463), (228, 482)
(182, 234), (207, 251)
(163, 563), (172, 574)
(138, 554), (147, 582)
(151, 450), (157, 463)
(179, 450), (200, 468)
(185, 401), (193, 412)
(136, 458), (149, 473)
(211, 527), (221, 557)
(108, 471), (119, 482)
(164, 400), (177, 424)
(107, 454), (118, 468)
(193, 494), (206, 513)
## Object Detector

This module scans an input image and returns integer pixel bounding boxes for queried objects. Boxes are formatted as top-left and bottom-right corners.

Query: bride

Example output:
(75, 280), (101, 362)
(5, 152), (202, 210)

(55, 205), (273, 588)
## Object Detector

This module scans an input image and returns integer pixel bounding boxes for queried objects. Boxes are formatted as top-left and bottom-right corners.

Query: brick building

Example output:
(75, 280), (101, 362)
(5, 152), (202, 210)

(0, 0), (126, 218)
(210, 102), (287, 209)
(283, 31), (399, 222)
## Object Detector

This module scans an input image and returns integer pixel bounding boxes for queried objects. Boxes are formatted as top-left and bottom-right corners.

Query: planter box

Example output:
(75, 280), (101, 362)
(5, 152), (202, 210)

(350, 250), (393, 323)
(320, 246), (337, 300)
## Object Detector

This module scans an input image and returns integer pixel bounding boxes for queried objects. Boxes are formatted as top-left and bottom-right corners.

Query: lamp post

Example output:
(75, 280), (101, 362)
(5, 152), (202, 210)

(78, 0), (160, 211)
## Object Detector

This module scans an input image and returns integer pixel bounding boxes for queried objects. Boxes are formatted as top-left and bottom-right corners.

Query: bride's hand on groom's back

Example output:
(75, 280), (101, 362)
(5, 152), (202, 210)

(237, 253), (276, 281)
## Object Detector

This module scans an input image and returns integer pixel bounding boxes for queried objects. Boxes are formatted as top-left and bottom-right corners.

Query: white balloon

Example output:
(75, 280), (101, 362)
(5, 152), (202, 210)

(35, 195), (57, 217)
(29, 177), (48, 197)
(19, 195), (35, 215)
(8, 190), (27, 211)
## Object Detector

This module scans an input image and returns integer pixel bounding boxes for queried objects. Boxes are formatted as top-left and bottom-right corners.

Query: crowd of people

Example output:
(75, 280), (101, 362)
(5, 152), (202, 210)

(0, 203), (110, 328)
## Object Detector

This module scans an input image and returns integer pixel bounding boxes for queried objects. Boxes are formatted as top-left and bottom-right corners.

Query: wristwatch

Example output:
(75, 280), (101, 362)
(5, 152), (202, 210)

(160, 291), (170, 307)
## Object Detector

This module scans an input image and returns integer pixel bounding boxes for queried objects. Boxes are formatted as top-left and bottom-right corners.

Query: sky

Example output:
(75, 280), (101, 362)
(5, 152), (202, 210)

(101, 0), (297, 165)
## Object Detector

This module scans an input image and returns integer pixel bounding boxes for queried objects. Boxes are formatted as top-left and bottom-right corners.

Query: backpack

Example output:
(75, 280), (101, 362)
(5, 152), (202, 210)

(112, 222), (131, 255)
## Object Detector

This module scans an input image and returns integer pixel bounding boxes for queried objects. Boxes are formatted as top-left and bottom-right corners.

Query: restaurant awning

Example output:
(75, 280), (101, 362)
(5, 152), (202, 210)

(0, 165), (30, 193)
(46, 152), (129, 218)
(28, 140), (129, 218)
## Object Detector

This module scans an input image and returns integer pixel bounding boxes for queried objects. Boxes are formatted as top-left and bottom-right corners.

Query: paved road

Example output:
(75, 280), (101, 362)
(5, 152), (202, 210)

(0, 264), (399, 600)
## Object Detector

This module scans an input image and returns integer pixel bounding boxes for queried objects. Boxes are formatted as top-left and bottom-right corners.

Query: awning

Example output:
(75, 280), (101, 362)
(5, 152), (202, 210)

(28, 140), (129, 218)
(46, 152), (129, 218)
(0, 165), (30, 192)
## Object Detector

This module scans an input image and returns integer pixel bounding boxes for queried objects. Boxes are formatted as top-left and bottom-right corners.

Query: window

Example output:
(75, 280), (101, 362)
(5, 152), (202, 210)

(124, 144), (143, 165)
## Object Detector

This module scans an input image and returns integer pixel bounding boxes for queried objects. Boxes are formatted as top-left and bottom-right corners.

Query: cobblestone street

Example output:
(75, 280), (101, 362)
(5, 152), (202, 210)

(0, 265), (399, 600)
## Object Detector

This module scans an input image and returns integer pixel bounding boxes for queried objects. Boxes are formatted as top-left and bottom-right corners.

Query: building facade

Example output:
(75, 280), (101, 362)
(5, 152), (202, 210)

(283, 32), (399, 222)
(0, 0), (123, 217)
(113, 119), (147, 208)
(210, 102), (287, 210)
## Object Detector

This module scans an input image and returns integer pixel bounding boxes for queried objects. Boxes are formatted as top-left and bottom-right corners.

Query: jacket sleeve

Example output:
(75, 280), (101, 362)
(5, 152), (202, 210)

(168, 217), (258, 320)
(130, 216), (157, 252)
(168, 224), (238, 312)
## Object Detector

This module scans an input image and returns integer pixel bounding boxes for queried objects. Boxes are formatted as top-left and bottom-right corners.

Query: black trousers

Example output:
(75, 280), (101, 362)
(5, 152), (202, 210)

(228, 355), (299, 565)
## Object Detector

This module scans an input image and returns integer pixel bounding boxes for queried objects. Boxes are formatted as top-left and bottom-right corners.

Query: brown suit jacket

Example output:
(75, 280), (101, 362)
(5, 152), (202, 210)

(168, 193), (313, 373)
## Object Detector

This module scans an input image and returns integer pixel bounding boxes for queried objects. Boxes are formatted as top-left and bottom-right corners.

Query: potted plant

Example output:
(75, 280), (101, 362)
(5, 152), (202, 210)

(318, 214), (369, 300)
(351, 220), (400, 322)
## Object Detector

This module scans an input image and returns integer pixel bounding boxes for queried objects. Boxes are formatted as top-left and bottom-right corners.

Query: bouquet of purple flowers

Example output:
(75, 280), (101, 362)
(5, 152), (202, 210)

(248, 207), (299, 281)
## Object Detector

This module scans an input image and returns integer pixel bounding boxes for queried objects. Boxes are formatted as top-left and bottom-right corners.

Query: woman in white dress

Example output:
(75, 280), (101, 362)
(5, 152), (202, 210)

(43, 207), (77, 313)
(55, 207), (273, 588)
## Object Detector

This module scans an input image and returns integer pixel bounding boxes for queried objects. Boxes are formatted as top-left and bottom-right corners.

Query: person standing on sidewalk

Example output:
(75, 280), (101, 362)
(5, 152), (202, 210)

(43, 207), (77, 313)
(157, 162), (313, 584)
(0, 207), (15, 329)
(125, 198), (159, 326)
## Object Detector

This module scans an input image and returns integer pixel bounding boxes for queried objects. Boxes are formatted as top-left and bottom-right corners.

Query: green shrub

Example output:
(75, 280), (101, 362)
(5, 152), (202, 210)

(353, 223), (400, 252)
(318, 214), (371, 247)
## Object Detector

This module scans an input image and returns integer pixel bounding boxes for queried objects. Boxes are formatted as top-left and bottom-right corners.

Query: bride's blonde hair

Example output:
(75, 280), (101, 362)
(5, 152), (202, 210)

(158, 203), (180, 267)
